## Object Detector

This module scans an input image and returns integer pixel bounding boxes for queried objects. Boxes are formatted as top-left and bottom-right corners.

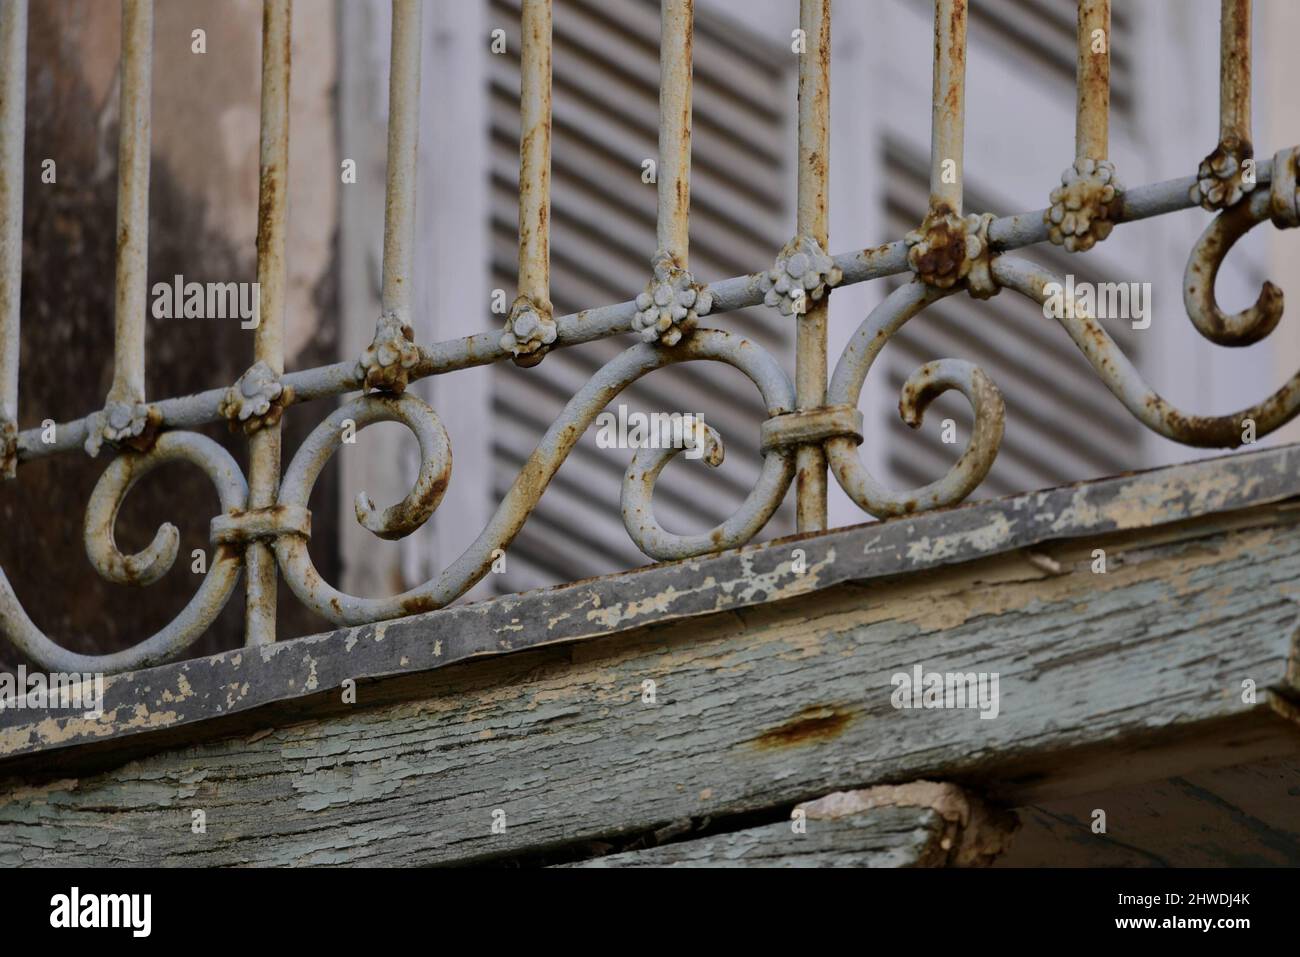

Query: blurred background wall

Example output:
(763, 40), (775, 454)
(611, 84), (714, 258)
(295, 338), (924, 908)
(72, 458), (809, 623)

(0, 0), (340, 661)
(1, 0), (1297, 666)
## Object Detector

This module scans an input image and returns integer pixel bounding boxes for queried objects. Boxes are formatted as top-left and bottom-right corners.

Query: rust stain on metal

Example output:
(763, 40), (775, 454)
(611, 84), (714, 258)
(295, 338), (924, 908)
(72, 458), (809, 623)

(792, 0), (833, 534)
(0, 418), (15, 479)
(655, 0), (694, 262)
(255, 166), (281, 262)
(1194, 0), (1255, 211)
(1075, 0), (1110, 161)
(503, 1), (556, 366)
(120, 404), (163, 453)
(905, 203), (970, 288)
(927, 0), (967, 212)
(1220, 0), (1252, 143)
(244, 0), (294, 649)
(517, 0), (552, 305)
(1184, 195), (1282, 345)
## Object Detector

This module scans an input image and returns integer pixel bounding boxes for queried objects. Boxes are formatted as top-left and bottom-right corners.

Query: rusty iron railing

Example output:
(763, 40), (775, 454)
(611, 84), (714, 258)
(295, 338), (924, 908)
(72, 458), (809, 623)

(1, 0), (1298, 673)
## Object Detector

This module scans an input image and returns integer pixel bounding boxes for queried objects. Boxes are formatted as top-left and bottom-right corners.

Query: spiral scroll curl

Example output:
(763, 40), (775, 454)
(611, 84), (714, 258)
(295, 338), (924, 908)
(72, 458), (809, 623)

(274, 392), (452, 619)
(1183, 147), (1300, 348)
(995, 256), (1300, 447)
(621, 419), (796, 562)
(275, 329), (795, 626)
(0, 431), (248, 673)
(825, 280), (1006, 518)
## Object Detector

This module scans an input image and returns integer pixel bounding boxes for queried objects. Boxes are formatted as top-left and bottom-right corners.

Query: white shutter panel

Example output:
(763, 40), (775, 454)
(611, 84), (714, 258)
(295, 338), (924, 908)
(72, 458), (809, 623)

(489, 0), (796, 593)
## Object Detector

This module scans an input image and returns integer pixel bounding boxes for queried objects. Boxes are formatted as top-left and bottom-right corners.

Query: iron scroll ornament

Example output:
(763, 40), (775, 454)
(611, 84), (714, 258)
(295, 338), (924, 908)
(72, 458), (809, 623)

(0, 432), (247, 673)
(274, 329), (796, 627)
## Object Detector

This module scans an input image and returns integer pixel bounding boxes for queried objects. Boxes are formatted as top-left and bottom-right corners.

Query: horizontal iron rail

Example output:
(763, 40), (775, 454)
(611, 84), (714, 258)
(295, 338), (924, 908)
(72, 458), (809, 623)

(9, 161), (1273, 465)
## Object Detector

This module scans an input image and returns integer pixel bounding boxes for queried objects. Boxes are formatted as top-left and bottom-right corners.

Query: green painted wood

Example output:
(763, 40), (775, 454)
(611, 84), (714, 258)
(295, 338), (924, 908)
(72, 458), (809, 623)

(566, 806), (952, 867)
(1, 503), (1297, 866)
(567, 783), (1018, 867)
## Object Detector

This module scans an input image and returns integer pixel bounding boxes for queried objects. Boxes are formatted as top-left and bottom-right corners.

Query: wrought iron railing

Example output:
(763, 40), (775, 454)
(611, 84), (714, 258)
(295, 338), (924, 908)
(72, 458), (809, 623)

(1, 0), (1297, 673)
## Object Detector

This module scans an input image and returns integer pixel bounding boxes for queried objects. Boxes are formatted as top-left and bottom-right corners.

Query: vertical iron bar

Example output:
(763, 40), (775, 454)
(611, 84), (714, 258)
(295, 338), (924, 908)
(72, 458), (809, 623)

(518, 0), (551, 308)
(657, 0), (693, 264)
(245, 0), (292, 647)
(1219, 0), (1251, 149)
(929, 0), (966, 214)
(1075, 0), (1110, 161)
(795, 0), (831, 532)
(109, 0), (154, 409)
(0, 0), (27, 479)
(381, 0), (423, 330)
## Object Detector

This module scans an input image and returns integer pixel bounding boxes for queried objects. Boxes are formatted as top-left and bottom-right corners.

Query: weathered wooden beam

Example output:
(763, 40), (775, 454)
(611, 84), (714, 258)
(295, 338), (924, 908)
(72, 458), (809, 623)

(4, 443), (1300, 766)
(1, 454), (1298, 865)
(566, 783), (1019, 867)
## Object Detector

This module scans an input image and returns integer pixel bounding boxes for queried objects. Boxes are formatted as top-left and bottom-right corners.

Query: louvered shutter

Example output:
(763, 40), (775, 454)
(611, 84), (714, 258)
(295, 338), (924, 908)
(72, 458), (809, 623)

(488, 0), (796, 593)
(869, 0), (1148, 502)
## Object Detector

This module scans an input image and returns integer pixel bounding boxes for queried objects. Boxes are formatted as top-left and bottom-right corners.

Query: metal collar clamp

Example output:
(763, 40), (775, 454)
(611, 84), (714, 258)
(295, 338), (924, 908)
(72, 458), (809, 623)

(760, 405), (864, 455)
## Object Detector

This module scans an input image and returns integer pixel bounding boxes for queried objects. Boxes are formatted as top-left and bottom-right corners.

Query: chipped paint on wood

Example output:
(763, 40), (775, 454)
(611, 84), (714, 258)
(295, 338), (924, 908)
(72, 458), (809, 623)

(1, 501), (1299, 865)
(3, 444), (1300, 761)
(571, 782), (1018, 868)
